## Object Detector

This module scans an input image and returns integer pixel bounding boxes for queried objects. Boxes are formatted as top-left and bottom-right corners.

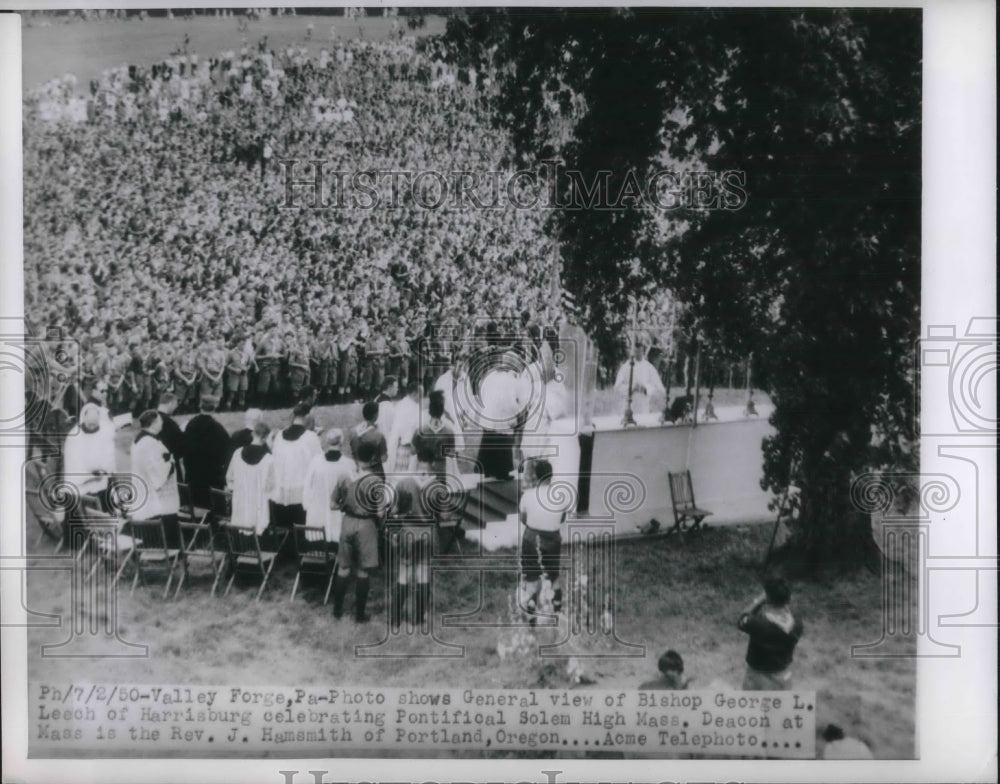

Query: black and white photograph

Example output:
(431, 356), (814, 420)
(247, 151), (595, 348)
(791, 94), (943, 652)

(0, 2), (995, 781)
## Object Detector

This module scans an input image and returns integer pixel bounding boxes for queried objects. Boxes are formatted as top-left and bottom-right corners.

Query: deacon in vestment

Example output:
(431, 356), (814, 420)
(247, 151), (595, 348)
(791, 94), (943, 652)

(613, 332), (666, 417)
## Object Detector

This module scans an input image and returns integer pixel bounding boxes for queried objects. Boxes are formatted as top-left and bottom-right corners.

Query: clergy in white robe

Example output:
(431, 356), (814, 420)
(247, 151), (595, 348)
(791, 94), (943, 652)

(387, 382), (421, 473)
(270, 406), (323, 527)
(226, 423), (276, 534)
(62, 403), (117, 499)
(614, 338), (666, 417)
(302, 429), (354, 542)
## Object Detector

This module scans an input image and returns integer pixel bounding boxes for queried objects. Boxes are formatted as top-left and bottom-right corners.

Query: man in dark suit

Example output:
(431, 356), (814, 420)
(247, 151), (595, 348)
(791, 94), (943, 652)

(156, 391), (185, 482)
(182, 394), (232, 508)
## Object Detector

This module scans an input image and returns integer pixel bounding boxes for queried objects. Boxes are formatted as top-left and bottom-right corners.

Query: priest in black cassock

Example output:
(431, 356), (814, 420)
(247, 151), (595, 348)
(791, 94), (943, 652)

(182, 394), (232, 508)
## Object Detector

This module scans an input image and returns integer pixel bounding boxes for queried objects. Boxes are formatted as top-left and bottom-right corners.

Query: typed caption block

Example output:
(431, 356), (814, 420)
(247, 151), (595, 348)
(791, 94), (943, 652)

(33, 683), (815, 758)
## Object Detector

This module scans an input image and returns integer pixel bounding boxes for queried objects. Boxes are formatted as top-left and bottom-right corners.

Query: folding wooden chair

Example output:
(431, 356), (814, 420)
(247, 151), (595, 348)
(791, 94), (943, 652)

(175, 520), (223, 598)
(84, 514), (138, 589)
(129, 519), (183, 598)
(667, 470), (713, 534)
(62, 493), (106, 560)
(219, 524), (286, 602)
(289, 524), (338, 604)
(209, 487), (233, 527)
(178, 482), (210, 525)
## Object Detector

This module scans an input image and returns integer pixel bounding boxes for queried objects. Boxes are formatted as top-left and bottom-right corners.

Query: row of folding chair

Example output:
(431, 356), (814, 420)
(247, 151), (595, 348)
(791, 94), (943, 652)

(72, 481), (339, 604)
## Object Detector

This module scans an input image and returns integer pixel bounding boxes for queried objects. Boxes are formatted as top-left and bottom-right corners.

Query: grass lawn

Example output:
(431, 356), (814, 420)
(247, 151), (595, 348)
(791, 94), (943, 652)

(25, 519), (915, 759)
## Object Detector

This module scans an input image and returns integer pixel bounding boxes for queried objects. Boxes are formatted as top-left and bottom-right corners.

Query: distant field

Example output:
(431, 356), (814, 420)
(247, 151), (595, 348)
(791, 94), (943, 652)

(21, 13), (446, 90)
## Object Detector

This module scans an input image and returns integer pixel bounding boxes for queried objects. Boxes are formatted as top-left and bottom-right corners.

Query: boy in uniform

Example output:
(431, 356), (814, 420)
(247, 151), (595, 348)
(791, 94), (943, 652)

(198, 334), (227, 403)
(222, 334), (251, 411)
(254, 323), (284, 407)
(172, 336), (200, 413)
(287, 330), (311, 404)
(337, 327), (358, 403)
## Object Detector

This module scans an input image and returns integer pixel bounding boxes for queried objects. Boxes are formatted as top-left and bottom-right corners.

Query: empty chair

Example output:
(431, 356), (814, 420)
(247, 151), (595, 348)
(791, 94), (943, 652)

(175, 520), (222, 598)
(219, 524), (286, 602)
(289, 524), (338, 604)
(129, 519), (182, 598)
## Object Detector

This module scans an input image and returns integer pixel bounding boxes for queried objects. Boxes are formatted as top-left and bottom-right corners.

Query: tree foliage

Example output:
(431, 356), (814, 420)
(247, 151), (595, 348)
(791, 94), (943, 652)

(444, 8), (921, 569)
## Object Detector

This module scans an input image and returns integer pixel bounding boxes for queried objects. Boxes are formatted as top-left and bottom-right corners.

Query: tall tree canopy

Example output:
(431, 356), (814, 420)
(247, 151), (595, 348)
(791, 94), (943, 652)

(443, 8), (921, 569)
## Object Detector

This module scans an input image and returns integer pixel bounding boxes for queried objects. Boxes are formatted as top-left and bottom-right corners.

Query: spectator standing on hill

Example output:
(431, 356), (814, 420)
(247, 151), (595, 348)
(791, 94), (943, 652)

(182, 394), (232, 508)
(737, 576), (804, 691)
(270, 403), (322, 530)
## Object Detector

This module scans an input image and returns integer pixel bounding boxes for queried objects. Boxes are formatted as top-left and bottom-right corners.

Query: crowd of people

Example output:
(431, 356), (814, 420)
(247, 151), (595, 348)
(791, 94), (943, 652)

(23, 33), (579, 418)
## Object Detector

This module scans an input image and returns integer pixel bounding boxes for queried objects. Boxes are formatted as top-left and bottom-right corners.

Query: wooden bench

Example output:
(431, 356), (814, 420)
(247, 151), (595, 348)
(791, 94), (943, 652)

(668, 470), (713, 533)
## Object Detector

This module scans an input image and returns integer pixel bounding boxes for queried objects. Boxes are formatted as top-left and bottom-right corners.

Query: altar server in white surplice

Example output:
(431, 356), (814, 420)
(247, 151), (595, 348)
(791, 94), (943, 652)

(226, 421), (276, 534)
(302, 428), (354, 543)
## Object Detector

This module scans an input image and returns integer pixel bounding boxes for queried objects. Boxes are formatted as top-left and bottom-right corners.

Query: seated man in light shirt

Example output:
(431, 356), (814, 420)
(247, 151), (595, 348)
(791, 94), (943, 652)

(613, 332), (666, 417)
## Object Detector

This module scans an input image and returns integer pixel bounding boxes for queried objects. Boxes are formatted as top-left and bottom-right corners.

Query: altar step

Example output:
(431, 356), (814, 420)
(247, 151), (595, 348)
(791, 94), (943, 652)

(461, 478), (519, 529)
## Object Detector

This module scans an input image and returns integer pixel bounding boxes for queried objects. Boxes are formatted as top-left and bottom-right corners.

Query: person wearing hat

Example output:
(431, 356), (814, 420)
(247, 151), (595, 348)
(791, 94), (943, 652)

(613, 330), (666, 418)
(330, 440), (386, 622)
(302, 428), (353, 544)
(181, 394), (232, 509)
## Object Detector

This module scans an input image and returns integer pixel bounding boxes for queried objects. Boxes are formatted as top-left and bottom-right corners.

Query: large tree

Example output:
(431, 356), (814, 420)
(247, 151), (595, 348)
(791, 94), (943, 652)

(444, 8), (921, 569)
